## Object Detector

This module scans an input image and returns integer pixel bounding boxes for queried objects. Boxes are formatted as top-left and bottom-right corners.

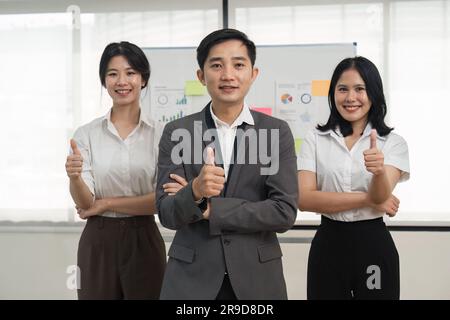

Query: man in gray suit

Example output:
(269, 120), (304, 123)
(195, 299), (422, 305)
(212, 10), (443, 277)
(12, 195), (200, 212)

(156, 29), (298, 300)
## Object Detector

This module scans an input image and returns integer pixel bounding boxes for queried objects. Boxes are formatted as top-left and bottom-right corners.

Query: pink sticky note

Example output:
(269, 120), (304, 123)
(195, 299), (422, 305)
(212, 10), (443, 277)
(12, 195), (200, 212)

(250, 107), (272, 116)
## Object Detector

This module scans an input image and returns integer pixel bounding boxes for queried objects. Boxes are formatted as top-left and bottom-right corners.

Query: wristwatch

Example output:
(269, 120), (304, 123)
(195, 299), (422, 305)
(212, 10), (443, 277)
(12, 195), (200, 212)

(195, 197), (208, 212)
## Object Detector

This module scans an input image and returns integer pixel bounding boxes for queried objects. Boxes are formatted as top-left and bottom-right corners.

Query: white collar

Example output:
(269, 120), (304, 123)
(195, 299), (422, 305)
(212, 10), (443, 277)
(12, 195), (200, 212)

(102, 108), (155, 128)
(209, 103), (255, 128)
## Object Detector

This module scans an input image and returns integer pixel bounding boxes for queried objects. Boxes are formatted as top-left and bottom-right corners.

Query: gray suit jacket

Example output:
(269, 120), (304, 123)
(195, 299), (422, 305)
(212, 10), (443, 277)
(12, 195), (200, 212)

(156, 104), (298, 300)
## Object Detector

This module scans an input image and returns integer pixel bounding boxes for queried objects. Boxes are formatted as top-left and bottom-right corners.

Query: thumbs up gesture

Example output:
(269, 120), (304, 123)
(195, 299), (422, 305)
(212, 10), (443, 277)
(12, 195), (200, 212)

(65, 139), (84, 180)
(192, 147), (225, 200)
(363, 129), (385, 176)
(205, 146), (215, 166)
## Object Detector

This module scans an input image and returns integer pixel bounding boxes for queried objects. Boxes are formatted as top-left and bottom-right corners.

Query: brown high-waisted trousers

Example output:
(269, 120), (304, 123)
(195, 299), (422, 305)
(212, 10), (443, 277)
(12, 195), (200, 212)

(77, 215), (166, 299)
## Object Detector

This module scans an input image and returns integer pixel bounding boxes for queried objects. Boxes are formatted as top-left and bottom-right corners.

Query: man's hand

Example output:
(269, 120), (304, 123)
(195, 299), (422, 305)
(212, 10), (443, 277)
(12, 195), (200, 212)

(192, 147), (225, 200)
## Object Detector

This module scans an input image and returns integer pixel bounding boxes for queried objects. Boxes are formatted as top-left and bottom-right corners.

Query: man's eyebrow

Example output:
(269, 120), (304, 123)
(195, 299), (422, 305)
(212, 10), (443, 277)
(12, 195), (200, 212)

(207, 57), (223, 63)
(231, 56), (247, 61)
(207, 56), (249, 63)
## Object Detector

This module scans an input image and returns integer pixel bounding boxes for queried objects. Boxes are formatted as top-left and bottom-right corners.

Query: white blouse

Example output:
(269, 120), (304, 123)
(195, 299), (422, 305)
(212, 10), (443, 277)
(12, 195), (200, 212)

(72, 109), (163, 218)
(297, 123), (410, 222)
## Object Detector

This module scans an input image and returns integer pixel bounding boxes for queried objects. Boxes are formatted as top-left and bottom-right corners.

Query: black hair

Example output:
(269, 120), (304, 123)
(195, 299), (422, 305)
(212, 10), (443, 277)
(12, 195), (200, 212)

(317, 56), (393, 137)
(99, 41), (150, 89)
(196, 28), (256, 70)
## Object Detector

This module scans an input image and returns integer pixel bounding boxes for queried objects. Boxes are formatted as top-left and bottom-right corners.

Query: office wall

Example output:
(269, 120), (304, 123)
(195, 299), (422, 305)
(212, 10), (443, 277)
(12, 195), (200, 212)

(0, 227), (449, 300)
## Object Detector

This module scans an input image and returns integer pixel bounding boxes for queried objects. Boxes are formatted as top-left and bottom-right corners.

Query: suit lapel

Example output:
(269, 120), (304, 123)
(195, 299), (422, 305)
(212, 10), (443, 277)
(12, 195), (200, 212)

(203, 104), (225, 169)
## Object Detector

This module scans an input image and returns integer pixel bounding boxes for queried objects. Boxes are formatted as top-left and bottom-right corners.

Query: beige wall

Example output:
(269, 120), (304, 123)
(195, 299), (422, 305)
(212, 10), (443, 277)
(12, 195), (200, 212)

(0, 227), (449, 299)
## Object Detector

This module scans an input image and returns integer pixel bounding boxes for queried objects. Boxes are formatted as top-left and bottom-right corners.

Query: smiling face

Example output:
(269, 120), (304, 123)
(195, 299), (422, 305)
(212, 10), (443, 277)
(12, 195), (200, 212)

(334, 68), (372, 129)
(104, 55), (145, 108)
(197, 39), (258, 110)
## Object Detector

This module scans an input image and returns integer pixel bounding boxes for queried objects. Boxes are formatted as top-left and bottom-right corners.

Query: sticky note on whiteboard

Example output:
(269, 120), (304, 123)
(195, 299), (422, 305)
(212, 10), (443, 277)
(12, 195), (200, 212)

(251, 107), (272, 116)
(185, 80), (206, 96)
(311, 80), (330, 96)
(295, 138), (303, 153)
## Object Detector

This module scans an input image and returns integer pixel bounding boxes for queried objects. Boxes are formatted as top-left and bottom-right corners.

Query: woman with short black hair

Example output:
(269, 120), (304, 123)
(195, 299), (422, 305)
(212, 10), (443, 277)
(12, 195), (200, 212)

(65, 41), (185, 299)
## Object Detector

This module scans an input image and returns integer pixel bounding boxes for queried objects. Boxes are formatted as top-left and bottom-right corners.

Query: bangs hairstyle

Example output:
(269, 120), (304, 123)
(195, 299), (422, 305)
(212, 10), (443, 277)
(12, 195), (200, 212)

(196, 28), (256, 70)
(318, 56), (393, 137)
(99, 41), (150, 89)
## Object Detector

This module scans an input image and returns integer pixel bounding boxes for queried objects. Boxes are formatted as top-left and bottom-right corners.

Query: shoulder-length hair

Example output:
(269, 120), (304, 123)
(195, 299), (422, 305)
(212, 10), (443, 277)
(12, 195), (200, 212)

(317, 56), (393, 137)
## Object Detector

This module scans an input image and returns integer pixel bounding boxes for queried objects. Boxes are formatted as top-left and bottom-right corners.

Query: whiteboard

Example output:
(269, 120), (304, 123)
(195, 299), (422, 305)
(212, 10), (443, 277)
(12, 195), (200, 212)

(142, 43), (357, 134)
(142, 43), (358, 224)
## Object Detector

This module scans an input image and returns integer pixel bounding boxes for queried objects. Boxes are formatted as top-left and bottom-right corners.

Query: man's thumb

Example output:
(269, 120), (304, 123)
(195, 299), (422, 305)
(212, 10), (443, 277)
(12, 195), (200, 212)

(205, 147), (215, 166)
(70, 139), (81, 155)
(370, 129), (377, 149)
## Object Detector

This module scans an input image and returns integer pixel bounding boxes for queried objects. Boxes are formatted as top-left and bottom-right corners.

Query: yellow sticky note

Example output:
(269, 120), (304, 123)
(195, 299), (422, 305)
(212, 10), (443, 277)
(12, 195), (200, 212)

(295, 138), (303, 154)
(185, 80), (206, 96)
(311, 80), (331, 96)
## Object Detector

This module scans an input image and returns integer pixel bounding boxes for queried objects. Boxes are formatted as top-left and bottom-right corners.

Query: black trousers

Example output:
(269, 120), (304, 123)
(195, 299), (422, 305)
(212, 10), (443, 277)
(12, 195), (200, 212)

(77, 215), (166, 300)
(215, 274), (237, 300)
(307, 216), (400, 300)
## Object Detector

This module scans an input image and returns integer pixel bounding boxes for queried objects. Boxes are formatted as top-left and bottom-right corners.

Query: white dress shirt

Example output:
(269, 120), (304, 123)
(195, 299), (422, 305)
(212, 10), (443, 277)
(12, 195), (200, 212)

(210, 103), (255, 180)
(297, 123), (410, 222)
(72, 109), (163, 218)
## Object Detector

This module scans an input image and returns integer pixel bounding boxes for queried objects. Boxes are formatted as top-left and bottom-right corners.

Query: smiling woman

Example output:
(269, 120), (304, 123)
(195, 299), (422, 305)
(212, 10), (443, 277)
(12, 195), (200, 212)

(297, 56), (410, 300)
(64, 41), (183, 300)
